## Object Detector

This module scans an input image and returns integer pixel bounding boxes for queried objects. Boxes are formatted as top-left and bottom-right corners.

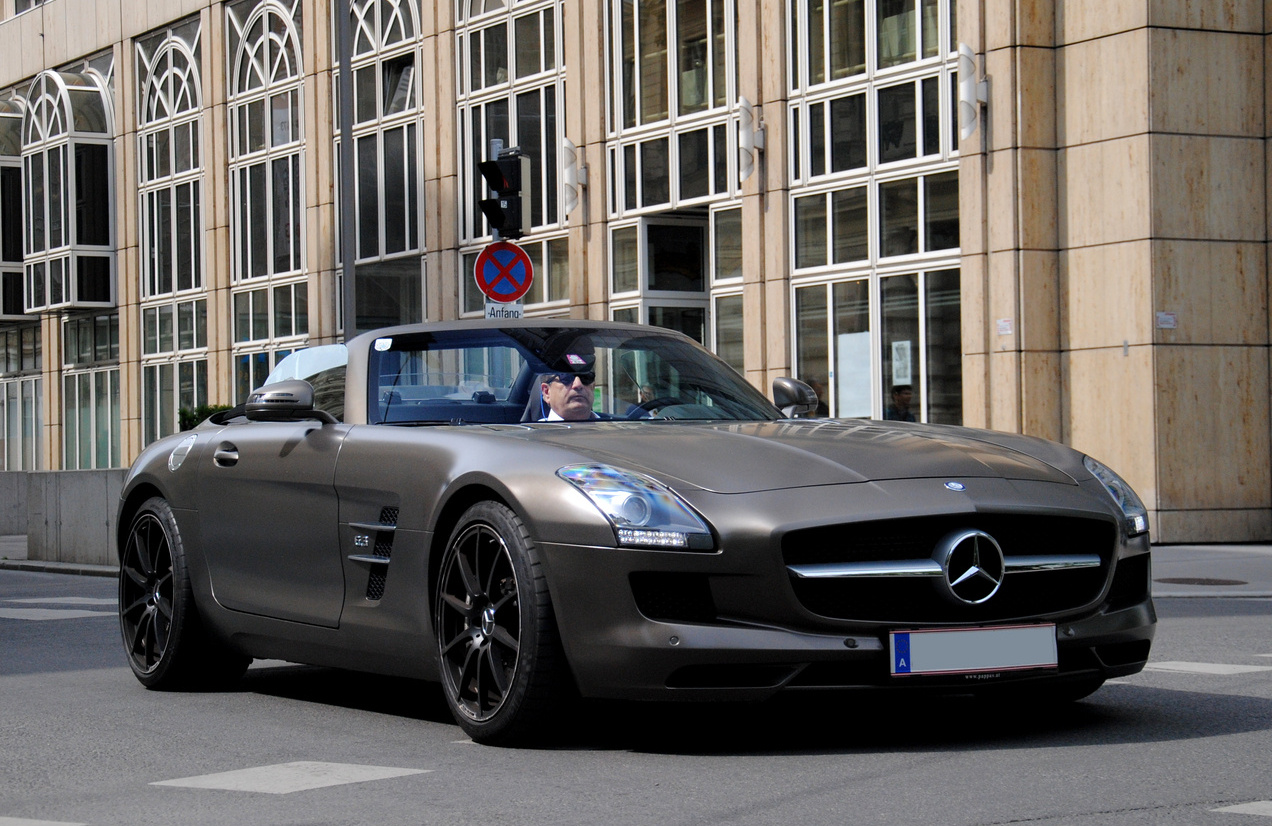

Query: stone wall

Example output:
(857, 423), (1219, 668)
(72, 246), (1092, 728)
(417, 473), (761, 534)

(25, 471), (126, 567)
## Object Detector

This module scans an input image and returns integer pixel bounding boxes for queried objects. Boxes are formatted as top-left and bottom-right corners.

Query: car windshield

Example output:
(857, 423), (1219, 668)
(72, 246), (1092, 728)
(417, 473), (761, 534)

(366, 326), (781, 425)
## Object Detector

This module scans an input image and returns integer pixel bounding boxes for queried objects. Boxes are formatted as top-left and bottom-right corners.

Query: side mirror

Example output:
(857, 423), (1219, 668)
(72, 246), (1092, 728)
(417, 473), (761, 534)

(772, 377), (819, 418)
(245, 379), (338, 424)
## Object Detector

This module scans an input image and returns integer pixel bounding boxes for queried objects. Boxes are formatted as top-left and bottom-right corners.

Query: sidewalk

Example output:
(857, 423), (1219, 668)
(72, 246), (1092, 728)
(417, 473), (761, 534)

(0, 535), (117, 578)
(2, 533), (1269, 593)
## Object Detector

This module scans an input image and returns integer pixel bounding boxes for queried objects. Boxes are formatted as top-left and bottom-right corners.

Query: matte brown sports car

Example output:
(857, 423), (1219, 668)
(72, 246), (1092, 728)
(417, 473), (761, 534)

(117, 320), (1155, 743)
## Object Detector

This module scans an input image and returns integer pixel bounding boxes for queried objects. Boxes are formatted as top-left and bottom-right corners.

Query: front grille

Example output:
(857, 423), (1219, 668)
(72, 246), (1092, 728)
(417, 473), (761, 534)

(783, 514), (1116, 624)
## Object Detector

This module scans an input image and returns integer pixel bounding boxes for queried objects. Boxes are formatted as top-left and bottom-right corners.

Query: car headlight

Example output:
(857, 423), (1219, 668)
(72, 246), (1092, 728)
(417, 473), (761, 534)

(1083, 456), (1149, 537)
(557, 464), (714, 550)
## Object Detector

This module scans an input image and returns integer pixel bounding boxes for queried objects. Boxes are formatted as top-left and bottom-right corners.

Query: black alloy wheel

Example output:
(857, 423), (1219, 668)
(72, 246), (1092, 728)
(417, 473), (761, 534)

(435, 501), (566, 744)
(119, 497), (247, 688)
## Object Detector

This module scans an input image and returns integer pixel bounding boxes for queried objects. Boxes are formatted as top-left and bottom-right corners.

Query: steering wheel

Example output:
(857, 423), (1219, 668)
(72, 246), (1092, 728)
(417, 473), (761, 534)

(625, 397), (682, 419)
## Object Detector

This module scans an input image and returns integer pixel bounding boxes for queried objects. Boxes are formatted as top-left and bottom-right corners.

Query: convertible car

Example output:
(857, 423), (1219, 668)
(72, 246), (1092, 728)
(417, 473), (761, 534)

(117, 320), (1155, 744)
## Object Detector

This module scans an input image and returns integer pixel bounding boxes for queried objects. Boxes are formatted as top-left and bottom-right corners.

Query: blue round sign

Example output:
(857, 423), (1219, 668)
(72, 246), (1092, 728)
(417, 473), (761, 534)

(474, 241), (534, 303)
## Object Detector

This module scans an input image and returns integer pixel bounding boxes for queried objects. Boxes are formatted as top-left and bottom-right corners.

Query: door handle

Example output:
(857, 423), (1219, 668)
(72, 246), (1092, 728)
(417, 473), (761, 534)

(213, 443), (239, 467)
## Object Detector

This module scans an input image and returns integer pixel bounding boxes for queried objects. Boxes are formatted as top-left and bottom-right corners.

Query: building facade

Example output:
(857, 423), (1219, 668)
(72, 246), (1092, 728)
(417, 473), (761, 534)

(0, 0), (1267, 543)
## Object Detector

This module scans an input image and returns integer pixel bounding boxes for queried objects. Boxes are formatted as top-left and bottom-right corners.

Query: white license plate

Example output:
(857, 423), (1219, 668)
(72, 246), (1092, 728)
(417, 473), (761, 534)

(890, 624), (1057, 676)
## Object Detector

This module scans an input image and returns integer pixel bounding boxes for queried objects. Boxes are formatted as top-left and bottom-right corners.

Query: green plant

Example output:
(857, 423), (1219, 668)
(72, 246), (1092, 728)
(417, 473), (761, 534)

(178, 404), (234, 431)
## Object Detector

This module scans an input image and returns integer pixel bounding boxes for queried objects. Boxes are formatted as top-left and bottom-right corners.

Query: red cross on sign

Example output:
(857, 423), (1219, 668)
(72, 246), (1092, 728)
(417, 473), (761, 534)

(474, 241), (534, 303)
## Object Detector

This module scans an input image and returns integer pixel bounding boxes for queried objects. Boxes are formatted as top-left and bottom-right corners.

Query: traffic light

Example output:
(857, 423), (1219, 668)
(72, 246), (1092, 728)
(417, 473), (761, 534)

(478, 152), (531, 239)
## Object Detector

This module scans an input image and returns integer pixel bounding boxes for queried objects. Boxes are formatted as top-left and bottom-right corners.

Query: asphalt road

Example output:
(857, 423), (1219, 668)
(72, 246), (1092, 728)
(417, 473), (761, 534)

(0, 549), (1269, 826)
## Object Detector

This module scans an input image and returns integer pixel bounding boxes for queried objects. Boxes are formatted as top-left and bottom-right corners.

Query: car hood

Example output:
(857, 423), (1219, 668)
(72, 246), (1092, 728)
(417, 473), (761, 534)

(513, 420), (1077, 494)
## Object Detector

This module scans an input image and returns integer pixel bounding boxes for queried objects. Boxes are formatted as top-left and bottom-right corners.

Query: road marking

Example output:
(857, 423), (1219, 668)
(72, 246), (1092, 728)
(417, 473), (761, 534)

(1214, 801), (1272, 816)
(0, 819), (88, 826)
(151, 761), (430, 794)
(1144, 661), (1272, 676)
(0, 608), (113, 621)
(6, 597), (116, 606)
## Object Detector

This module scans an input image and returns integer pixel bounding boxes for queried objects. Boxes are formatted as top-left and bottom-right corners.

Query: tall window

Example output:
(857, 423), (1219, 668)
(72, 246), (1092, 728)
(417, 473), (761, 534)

(606, 0), (737, 347)
(0, 326), (41, 470)
(0, 100), (23, 320)
(788, 0), (959, 422)
(227, 0), (307, 401)
(62, 313), (120, 469)
(458, 0), (570, 312)
(337, 0), (424, 330)
(137, 19), (209, 443)
(22, 69), (116, 312)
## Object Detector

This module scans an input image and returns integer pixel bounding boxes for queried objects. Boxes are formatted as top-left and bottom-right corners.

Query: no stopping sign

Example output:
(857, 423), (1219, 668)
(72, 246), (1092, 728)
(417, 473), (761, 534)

(474, 241), (534, 303)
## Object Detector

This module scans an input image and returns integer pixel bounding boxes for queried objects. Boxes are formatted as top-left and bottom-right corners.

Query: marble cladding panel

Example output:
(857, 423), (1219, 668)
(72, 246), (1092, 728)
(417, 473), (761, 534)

(1056, 0), (1147, 47)
(1019, 249), (1060, 351)
(989, 250), (1019, 351)
(1061, 241), (1153, 350)
(1151, 135), (1265, 242)
(1150, 29), (1263, 137)
(987, 147), (1019, 253)
(961, 252), (989, 356)
(1147, 0), (1264, 32)
(1020, 349), (1062, 440)
(959, 153), (986, 255)
(1017, 46), (1057, 149)
(1056, 28), (1149, 145)
(1064, 345), (1158, 510)
(989, 348), (1021, 432)
(1018, 148), (1058, 250)
(1058, 136), (1152, 249)
(1154, 509), (1272, 543)
(1154, 344), (1270, 511)
(1152, 240), (1268, 346)
(960, 352), (989, 429)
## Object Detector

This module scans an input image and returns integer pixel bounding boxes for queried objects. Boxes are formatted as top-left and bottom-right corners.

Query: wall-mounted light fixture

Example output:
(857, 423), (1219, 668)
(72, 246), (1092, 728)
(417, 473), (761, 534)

(738, 96), (765, 183)
(957, 43), (989, 141)
(562, 137), (587, 216)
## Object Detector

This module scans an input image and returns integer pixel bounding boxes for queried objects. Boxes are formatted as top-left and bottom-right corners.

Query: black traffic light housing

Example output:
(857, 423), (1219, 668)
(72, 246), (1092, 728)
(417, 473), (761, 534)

(478, 150), (531, 239)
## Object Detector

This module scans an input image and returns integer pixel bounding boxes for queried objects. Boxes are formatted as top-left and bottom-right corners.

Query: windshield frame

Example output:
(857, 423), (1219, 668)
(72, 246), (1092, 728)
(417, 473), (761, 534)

(361, 325), (781, 426)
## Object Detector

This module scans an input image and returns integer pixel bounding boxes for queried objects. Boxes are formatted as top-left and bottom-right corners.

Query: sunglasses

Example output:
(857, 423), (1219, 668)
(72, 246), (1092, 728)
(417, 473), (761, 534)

(548, 372), (595, 386)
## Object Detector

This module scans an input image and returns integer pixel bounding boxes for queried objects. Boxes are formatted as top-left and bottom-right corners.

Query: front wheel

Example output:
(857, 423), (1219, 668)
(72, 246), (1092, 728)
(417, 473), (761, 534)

(119, 497), (249, 689)
(435, 501), (568, 744)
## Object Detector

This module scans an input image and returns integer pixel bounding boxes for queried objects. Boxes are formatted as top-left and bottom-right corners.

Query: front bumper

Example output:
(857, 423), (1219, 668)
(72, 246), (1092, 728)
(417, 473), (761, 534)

(536, 478), (1156, 701)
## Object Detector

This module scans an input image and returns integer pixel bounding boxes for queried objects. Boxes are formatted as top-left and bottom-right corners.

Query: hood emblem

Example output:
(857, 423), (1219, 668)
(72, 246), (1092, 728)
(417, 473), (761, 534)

(944, 481), (965, 491)
(932, 529), (1005, 605)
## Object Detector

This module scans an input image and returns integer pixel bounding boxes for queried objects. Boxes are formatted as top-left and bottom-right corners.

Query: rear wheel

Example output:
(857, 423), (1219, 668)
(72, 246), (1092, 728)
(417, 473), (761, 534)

(435, 501), (568, 744)
(119, 497), (248, 689)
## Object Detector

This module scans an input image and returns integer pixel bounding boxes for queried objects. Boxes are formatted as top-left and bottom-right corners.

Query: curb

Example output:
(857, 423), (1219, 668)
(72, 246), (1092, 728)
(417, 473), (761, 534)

(0, 559), (118, 578)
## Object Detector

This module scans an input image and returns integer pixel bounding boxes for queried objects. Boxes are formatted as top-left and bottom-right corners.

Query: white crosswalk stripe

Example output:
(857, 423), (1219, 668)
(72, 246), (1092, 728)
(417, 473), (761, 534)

(0, 818), (88, 826)
(0, 596), (115, 621)
(1213, 801), (1272, 817)
(0, 608), (113, 621)
(151, 761), (430, 794)
(1144, 661), (1272, 676)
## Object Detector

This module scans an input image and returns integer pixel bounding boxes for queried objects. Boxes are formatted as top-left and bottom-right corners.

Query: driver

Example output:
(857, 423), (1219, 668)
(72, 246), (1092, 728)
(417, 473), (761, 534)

(539, 370), (598, 420)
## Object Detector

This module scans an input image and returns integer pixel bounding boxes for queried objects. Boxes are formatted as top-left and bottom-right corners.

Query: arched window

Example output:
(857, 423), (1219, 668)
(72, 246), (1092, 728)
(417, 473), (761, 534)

(336, 0), (425, 329)
(22, 70), (115, 312)
(226, 0), (307, 401)
(137, 18), (209, 444)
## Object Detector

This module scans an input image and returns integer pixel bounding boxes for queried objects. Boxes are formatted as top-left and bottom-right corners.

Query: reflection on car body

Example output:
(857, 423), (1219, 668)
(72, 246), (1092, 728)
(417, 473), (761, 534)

(116, 320), (1155, 744)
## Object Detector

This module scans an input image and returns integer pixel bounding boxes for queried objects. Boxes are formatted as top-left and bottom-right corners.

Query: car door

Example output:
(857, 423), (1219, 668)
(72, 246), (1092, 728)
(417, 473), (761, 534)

(196, 419), (350, 627)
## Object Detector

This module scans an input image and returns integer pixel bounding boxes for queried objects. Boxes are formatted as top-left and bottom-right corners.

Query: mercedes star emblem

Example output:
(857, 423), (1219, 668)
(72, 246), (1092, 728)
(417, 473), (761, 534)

(932, 529), (1006, 605)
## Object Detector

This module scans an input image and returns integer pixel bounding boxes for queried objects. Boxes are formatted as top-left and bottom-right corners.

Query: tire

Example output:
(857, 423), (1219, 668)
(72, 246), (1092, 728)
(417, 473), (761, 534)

(435, 501), (568, 744)
(118, 497), (249, 689)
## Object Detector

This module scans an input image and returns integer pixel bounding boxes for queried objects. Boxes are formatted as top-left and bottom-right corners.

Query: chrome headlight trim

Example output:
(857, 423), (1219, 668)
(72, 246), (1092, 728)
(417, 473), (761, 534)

(1083, 455), (1150, 537)
(557, 464), (714, 550)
